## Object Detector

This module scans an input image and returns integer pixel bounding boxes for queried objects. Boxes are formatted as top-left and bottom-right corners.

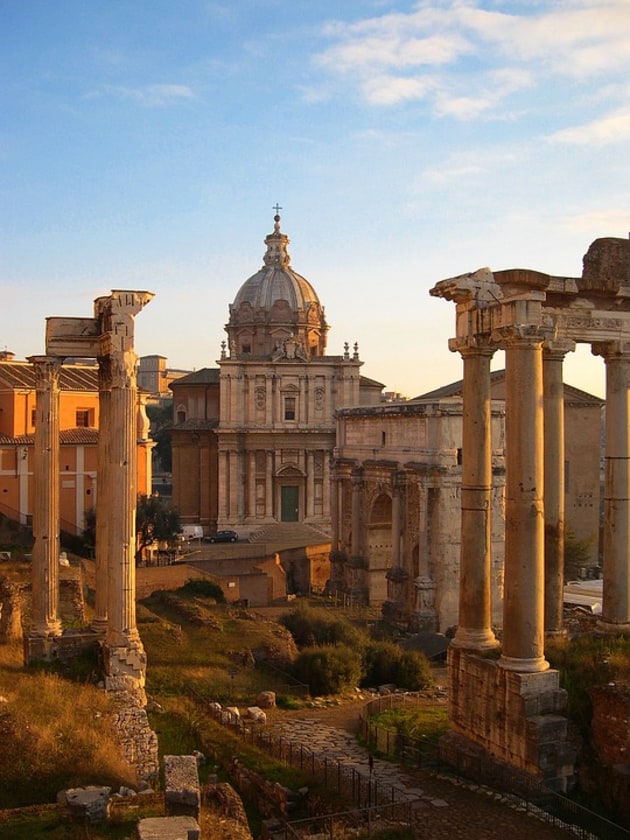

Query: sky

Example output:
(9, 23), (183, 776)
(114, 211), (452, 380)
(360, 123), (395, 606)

(2, 0), (629, 400)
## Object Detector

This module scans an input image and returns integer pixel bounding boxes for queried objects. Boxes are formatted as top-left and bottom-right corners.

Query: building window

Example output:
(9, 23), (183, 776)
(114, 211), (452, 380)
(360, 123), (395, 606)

(284, 396), (296, 421)
(177, 409), (186, 424)
(75, 409), (93, 427)
(382, 431), (386, 445)
(31, 408), (36, 427)
(241, 343), (251, 354)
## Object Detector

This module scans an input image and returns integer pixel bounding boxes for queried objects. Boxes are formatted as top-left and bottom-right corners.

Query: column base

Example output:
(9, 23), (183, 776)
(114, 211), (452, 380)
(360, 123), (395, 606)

(29, 620), (62, 639)
(451, 627), (500, 652)
(90, 617), (108, 636)
(596, 619), (630, 635)
(499, 654), (550, 673)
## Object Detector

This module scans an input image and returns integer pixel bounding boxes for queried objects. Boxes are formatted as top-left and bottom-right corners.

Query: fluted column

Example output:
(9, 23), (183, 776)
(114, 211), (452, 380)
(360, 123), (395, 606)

(217, 448), (229, 523)
(593, 340), (630, 631)
(450, 338), (499, 651)
(92, 355), (111, 634)
(322, 451), (331, 520)
(543, 340), (574, 636)
(29, 355), (62, 638)
(495, 325), (550, 672)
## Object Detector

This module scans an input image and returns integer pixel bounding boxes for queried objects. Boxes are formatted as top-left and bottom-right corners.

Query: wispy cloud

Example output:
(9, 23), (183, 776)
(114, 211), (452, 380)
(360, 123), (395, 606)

(548, 106), (630, 145)
(313, 1), (630, 120)
(86, 83), (196, 107)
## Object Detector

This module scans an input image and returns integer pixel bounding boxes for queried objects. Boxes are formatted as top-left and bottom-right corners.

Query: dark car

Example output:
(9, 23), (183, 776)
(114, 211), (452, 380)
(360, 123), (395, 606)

(208, 529), (238, 544)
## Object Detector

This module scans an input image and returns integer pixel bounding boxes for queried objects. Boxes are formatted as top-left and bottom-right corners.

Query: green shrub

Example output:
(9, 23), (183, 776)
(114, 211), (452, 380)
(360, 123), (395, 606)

(395, 650), (433, 691)
(362, 641), (401, 686)
(292, 645), (363, 696)
(280, 603), (364, 649)
(362, 642), (432, 691)
(178, 578), (226, 603)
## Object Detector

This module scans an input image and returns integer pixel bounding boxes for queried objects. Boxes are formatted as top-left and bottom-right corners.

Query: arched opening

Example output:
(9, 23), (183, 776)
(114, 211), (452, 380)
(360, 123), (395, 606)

(367, 493), (392, 604)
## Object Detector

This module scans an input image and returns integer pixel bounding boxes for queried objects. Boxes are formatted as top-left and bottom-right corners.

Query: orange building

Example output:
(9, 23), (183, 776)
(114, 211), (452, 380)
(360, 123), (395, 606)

(0, 352), (153, 536)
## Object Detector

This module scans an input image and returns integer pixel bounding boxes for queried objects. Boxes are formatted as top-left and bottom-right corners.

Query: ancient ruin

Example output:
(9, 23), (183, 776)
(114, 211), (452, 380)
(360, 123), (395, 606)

(25, 290), (153, 689)
(431, 235), (630, 791)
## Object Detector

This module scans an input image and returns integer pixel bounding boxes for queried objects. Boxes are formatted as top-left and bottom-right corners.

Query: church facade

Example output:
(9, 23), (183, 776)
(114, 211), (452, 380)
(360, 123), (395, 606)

(170, 214), (383, 535)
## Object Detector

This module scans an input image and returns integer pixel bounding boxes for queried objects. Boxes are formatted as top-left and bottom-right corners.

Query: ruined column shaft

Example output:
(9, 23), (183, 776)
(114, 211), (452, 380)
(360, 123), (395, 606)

(595, 343), (630, 628)
(29, 356), (62, 638)
(543, 344), (573, 635)
(391, 477), (402, 568)
(499, 331), (548, 671)
(453, 343), (498, 650)
(106, 354), (141, 648)
(92, 358), (111, 633)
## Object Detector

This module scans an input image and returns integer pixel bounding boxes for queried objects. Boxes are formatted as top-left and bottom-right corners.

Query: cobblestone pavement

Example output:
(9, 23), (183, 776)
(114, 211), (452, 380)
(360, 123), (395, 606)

(267, 716), (580, 840)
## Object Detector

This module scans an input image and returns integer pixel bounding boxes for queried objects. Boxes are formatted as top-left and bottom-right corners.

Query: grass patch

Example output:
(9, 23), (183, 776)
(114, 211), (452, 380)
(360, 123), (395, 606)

(370, 704), (450, 741)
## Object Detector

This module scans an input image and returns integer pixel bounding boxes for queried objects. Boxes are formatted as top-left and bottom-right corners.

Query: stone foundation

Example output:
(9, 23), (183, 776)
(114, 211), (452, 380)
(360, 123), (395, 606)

(445, 646), (576, 792)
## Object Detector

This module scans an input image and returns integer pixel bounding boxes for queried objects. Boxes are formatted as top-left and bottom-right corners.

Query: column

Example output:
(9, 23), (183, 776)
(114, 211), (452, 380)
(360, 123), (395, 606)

(593, 341), (630, 630)
(496, 326), (550, 672)
(329, 467), (339, 552)
(99, 291), (152, 682)
(265, 450), (274, 518)
(391, 472), (402, 569)
(451, 339), (499, 651)
(28, 356), (62, 638)
(236, 447), (245, 520)
(543, 340), (574, 636)
(306, 451), (315, 519)
(248, 451), (256, 519)
(351, 468), (363, 560)
(322, 451), (331, 521)
(92, 355), (111, 634)
(217, 448), (229, 523)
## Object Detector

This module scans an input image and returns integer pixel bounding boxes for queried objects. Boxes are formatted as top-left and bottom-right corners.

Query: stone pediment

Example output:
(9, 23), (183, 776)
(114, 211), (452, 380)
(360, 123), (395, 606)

(276, 464), (303, 478)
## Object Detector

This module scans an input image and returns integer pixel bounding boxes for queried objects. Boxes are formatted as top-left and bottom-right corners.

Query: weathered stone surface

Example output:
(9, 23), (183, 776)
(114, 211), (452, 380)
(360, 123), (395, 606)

(163, 755), (200, 817)
(61, 785), (111, 823)
(247, 706), (266, 724)
(580, 237), (630, 292)
(256, 690), (276, 709)
(206, 781), (252, 838)
(0, 578), (22, 641)
(137, 815), (200, 840)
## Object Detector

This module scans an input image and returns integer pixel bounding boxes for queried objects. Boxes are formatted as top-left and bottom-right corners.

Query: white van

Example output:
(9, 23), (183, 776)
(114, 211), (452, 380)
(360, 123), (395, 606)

(179, 525), (204, 542)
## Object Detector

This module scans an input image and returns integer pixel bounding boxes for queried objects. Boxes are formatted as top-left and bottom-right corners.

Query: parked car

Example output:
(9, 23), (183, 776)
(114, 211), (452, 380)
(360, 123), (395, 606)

(208, 529), (238, 544)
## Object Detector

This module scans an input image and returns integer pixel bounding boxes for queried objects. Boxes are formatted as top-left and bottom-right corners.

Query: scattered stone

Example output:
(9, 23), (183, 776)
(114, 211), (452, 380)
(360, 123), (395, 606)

(137, 815), (201, 840)
(61, 785), (111, 823)
(163, 755), (201, 818)
(256, 690), (276, 708)
(247, 706), (267, 724)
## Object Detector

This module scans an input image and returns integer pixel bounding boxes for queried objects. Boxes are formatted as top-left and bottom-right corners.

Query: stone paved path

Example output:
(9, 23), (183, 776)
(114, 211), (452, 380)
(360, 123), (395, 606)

(267, 716), (581, 839)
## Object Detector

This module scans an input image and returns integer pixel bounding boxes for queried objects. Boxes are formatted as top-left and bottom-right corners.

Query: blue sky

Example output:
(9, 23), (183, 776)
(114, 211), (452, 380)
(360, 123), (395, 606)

(2, 0), (629, 398)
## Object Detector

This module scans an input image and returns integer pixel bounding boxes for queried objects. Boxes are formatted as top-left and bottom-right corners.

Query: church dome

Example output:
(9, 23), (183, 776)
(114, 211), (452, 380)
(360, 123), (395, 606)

(226, 214), (329, 360)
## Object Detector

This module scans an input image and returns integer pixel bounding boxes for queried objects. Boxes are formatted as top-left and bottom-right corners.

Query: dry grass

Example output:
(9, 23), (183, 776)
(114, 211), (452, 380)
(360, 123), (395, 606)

(0, 640), (136, 808)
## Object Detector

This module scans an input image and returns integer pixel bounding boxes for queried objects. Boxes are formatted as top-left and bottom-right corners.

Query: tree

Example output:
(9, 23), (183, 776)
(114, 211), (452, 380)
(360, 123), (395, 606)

(146, 403), (173, 473)
(135, 494), (180, 564)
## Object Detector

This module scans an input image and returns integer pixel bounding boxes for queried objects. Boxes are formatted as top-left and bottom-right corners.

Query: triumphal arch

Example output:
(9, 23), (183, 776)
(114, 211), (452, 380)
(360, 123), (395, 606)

(431, 235), (630, 790)
(26, 290), (153, 689)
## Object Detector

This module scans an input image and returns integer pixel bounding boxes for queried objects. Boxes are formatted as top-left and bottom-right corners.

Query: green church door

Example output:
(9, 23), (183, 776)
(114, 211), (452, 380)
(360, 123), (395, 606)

(281, 486), (299, 522)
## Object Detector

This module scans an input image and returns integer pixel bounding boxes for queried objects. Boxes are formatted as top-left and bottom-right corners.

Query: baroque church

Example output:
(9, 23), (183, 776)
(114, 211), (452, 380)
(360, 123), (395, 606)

(170, 214), (384, 536)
